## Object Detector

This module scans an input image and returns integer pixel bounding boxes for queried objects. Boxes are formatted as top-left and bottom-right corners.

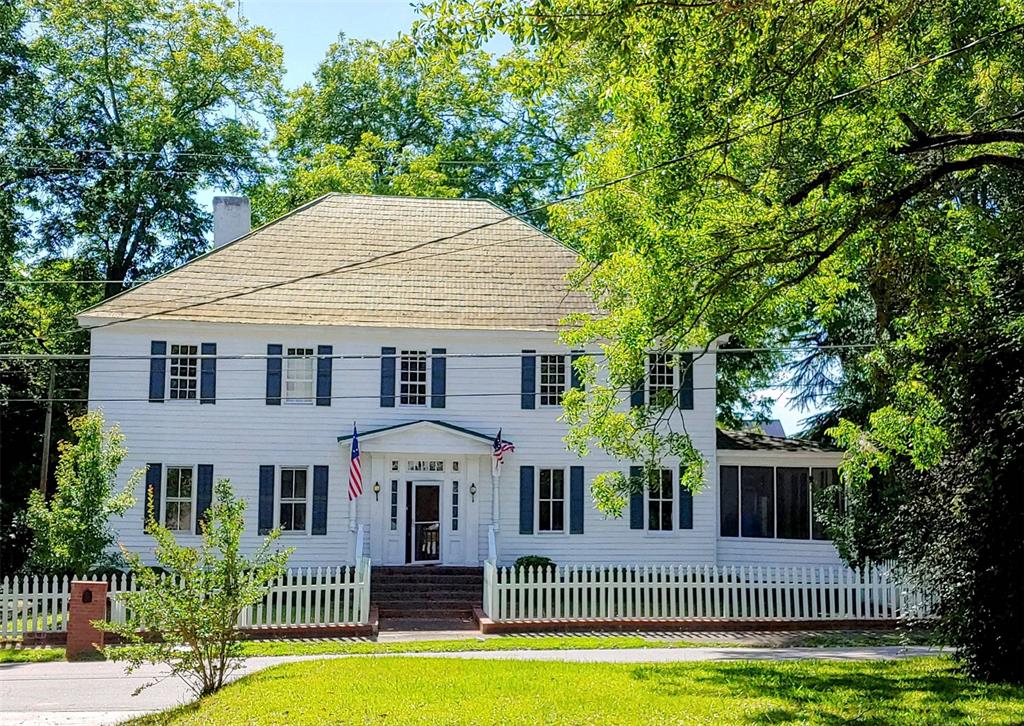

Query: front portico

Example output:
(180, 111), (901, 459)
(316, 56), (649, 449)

(338, 421), (503, 566)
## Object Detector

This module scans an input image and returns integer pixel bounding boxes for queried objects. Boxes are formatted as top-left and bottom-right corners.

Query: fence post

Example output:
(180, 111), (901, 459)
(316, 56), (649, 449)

(66, 580), (107, 660)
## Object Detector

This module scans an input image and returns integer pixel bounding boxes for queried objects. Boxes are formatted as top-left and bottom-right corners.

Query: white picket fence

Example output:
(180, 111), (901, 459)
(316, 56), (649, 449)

(483, 562), (934, 623)
(1, 559), (372, 639)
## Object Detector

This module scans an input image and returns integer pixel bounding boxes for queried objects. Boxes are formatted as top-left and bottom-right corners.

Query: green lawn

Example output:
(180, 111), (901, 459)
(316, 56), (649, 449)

(0, 647), (65, 663)
(129, 656), (1024, 725)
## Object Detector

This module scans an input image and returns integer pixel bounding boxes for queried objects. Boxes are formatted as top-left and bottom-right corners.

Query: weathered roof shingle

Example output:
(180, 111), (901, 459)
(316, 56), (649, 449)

(79, 194), (594, 331)
(716, 429), (841, 453)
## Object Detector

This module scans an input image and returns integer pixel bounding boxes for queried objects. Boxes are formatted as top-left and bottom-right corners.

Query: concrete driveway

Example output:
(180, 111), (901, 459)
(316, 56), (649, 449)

(0, 646), (945, 725)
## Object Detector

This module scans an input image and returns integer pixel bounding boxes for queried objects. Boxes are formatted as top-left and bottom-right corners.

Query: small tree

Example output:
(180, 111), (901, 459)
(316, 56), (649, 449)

(24, 411), (138, 575)
(102, 480), (291, 696)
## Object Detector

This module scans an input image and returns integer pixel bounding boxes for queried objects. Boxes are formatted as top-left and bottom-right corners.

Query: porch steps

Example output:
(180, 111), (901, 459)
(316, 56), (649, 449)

(371, 566), (483, 620)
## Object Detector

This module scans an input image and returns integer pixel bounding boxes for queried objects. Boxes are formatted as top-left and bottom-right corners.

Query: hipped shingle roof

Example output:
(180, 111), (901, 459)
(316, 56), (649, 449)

(79, 194), (594, 331)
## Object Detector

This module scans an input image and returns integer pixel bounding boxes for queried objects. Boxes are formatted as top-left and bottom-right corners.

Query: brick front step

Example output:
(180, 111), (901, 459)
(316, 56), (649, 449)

(372, 586), (482, 598)
(371, 575), (483, 586)
(373, 566), (483, 576)
(379, 607), (476, 619)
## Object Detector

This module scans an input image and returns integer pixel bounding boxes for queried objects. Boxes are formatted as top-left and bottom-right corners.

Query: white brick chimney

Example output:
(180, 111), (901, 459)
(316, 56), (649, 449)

(212, 196), (251, 248)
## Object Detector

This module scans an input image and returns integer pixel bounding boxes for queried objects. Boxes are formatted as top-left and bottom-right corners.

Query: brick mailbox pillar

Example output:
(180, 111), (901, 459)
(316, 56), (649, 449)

(66, 580), (108, 660)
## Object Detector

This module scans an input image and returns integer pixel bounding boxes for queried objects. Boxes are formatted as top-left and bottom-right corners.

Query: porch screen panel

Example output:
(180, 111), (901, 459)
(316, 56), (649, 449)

(776, 467), (810, 539)
(811, 468), (840, 540)
(740, 466), (774, 538)
(719, 465), (739, 536)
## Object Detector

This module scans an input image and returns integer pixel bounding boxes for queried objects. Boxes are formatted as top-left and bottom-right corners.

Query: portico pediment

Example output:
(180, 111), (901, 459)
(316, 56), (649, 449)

(337, 420), (503, 455)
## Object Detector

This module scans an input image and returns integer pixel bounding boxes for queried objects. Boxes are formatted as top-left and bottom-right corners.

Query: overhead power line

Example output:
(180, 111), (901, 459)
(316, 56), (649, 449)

(0, 344), (875, 360)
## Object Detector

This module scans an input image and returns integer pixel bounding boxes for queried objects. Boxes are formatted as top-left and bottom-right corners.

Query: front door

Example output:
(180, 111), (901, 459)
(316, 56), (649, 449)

(410, 481), (441, 563)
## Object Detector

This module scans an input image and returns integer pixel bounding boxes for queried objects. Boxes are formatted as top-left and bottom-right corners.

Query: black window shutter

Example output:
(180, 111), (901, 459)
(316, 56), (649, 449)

(258, 465), (275, 535)
(629, 465), (644, 529)
(630, 377), (645, 409)
(144, 463), (162, 530)
(570, 351), (585, 391)
(149, 341), (166, 402)
(266, 344), (282, 405)
(431, 347), (446, 408)
(679, 464), (693, 529)
(316, 345), (333, 406)
(521, 351), (536, 409)
(195, 464), (214, 533)
(380, 346), (396, 407)
(312, 465), (329, 535)
(519, 465), (535, 534)
(569, 465), (585, 534)
(678, 352), (694, 410)
(200, 343), (216, 404)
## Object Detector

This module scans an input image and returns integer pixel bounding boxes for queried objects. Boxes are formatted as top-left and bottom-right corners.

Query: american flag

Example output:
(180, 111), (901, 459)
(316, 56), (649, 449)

(492, 428), (515, 476)
(348, 424), (363, 501)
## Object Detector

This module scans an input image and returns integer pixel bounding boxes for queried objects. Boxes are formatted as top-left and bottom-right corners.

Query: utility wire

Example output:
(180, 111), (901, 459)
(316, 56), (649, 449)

(0, 344), (874, 361)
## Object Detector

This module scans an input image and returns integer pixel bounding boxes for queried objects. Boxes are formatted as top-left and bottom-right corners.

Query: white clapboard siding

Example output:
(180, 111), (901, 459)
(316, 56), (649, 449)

(483, 561), (935, 622)
(1, 560), (372, 637)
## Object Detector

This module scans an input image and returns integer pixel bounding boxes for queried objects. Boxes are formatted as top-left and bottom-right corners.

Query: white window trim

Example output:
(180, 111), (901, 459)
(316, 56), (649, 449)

(536, 466), (568, 535)
(537, 354), (568, 407)
(167, 343), (200, 403)
(644, 467), (675, 534)
(283, 347), (316, 405)
(646, 353), (679, 407)
(398, 349), (430, 407)
(276, 465), (312, 536)
(163, 464), (197, 534)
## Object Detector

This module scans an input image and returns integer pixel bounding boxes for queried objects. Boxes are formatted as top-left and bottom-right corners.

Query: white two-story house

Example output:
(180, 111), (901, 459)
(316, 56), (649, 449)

(78, 194), (844, 570)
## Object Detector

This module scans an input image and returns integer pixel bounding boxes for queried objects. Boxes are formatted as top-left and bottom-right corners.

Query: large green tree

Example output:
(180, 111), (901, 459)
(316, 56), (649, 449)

(422, 0), (1024, 679)
(252, 33), (593, 225)
(16, 0), (283, 298)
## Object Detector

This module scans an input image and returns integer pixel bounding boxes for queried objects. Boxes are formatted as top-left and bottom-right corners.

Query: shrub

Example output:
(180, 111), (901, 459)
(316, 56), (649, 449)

(514, 555), (556, 571)
(101, 480), (291, 696)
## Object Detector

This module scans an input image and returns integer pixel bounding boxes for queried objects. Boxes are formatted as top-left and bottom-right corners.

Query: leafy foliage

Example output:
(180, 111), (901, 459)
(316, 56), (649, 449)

(422, 0), (1024, 680)
(102, 480), (291, 696)
(15, 0), (283, 296)
(513, 555), (556, 571)
(250, 32), (592, 225)
(24, 411), (138, 575)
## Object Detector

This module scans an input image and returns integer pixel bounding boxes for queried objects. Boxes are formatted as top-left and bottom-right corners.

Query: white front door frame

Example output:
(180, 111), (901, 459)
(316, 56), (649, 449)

(410, 479), (442, 564)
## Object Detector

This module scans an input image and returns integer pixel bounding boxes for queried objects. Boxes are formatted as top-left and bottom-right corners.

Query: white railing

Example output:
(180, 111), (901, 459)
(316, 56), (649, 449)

(1, 560), (373, 637)
(483, 563), (934, 623)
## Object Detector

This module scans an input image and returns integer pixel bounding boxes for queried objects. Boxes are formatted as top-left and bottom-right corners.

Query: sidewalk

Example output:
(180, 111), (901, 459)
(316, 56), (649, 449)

(0, 645), (945, 725)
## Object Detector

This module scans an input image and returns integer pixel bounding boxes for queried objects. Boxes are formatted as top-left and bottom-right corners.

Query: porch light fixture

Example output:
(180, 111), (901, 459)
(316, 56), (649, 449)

(469, 482), (477, 502)
(372, 482), (381, 501)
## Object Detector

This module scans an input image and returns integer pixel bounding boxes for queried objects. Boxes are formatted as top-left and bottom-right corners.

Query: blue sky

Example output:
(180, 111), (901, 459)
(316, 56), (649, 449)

(230, 1), (816, 435)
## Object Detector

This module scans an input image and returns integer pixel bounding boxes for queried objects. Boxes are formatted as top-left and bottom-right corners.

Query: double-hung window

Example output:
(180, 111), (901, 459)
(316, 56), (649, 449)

(284, 348), (315, 404)
(169, 344), (199, 400)
(647, 468), (674, 531)
(399, 350), (428, 405)
(647, 353), (674, 407)
(539, 355), (567, 406)
(538, 468), (566, 532)
(279, 467), (308, 532)
(164, 466), (194, 532)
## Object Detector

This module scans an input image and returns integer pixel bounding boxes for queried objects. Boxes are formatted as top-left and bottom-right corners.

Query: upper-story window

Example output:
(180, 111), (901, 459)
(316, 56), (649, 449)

(400, 350), (428, 405)
(647, 468), (674, 531)
(164, 466), (194, 531)
(284, 348), (315, 404)
(539, 355), (567, 406)
(169, 344), (198, 400)
(647, 353), (674, 407)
